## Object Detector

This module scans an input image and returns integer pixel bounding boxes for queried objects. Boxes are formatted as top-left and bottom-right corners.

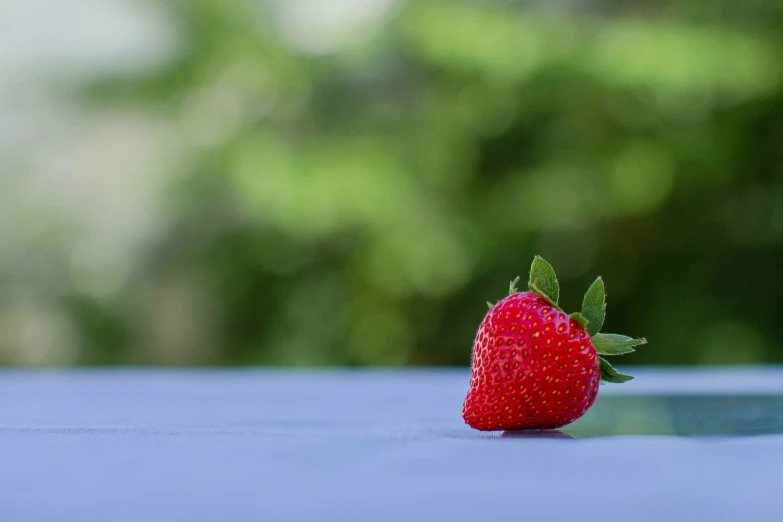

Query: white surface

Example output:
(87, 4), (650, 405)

(0, 369), (781, 521)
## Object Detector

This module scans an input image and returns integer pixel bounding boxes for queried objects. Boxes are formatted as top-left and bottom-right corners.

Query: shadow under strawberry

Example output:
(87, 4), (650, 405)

(500, 429), (574, 440)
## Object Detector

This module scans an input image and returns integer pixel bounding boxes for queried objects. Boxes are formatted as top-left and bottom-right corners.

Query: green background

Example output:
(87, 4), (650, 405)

(2, 0), (782, 367)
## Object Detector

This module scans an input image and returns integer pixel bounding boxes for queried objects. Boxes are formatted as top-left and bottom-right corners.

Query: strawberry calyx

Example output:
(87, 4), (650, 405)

(522, 256), (647, 384)
(569, 312), (588, 329)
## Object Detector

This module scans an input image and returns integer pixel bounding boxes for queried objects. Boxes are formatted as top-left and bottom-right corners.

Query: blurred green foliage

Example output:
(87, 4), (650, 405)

(5, 0), (783, 366)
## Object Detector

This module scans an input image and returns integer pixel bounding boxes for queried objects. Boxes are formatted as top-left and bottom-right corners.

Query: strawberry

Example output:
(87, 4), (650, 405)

(463, 256), (647, 431)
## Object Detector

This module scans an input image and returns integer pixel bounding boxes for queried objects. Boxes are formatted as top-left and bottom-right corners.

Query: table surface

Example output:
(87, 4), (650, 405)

(2, 367), (782, 522)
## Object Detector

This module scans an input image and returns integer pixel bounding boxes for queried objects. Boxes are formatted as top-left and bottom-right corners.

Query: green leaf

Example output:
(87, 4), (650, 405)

(598, 356), (634, 383)
(569, 312), (589, 329)
(508, 276), (520, 295)
(528, 256), (559, 306)
(593, 333), (647, 356)
(487, 301), (495, 310)
(582, 276), (605, 337)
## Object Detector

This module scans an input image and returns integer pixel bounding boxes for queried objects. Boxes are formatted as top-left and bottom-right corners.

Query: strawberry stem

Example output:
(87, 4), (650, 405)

(508, 276), (521, 294)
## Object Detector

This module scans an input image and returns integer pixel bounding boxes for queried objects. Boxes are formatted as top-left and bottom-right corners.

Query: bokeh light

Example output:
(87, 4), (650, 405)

(1, 0), (782, 367)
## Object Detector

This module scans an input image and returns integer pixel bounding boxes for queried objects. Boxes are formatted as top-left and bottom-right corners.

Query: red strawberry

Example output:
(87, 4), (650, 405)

(463, 256), (647, 431)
